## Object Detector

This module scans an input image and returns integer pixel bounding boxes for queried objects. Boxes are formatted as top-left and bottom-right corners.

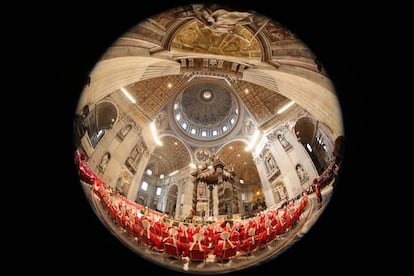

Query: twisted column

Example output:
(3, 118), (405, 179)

(192, 180), (198, 212)
(218, 183), (225, 215)
(208, 185), (214, 217)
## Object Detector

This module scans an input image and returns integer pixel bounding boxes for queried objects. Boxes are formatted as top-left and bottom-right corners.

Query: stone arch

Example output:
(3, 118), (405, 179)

(294, 116), (317, 145)
(295, 116), (339, 172)
(166, 184), (179, 217)
(222, 186), (233, 217)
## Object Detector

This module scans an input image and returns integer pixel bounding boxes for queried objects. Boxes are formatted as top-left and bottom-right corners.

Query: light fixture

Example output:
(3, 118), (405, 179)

(150, 122), (163, 146)
(277, 100), (295, 114)
(245, 129), (261, 151)
(169, 170), (179, 176)
(120, 87), (136, 104)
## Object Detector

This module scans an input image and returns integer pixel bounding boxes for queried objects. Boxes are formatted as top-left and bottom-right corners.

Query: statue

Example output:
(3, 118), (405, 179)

(179, 5), (254, 45)
(99, 152), (110, 172)
(193, 7), (253, 34)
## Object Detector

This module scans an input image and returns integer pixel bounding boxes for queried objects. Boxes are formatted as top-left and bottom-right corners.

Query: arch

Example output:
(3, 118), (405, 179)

(295, 116), (340, 173)
(223, 187), (232, 199)
(168, 11), (262, 59)
(166, 184), (179, 217)
(215, 138), (248, 153)
(294, 116), (317, 145)
(84, 100), (118, 148)
(157, 133), (195, 164)
(95, 100), (118, 129)
(223, 187), (233, 217)
(216, 139), (259, 185)
(148, 134), (193, 177)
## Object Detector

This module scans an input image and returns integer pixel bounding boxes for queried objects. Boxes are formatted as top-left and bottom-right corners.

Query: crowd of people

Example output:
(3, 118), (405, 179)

(91, 175), (309, 262)
(75, 149), (319, 263)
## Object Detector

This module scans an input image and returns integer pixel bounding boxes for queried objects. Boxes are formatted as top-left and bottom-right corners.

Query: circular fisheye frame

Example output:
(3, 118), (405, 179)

(73, 3), (344, 274)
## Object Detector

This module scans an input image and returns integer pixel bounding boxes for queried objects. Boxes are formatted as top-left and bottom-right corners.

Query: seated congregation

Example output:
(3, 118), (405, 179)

(91, 175), (309, 264)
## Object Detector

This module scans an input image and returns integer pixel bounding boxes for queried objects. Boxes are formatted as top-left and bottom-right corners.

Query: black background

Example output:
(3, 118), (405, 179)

(57, 1), (378, 274)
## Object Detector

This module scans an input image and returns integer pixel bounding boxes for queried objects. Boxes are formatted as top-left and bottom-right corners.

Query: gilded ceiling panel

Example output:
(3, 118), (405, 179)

(171, 21), (262, 58)
(253, 15), (296, 42)
(230, 80), (290, 125)
(217, 141), (257, 181)
(126, 75), (189, 120)
(149, 136), (191, 175)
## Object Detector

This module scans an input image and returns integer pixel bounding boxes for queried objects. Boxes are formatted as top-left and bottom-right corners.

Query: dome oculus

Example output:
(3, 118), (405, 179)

(174, 80), (239, 139)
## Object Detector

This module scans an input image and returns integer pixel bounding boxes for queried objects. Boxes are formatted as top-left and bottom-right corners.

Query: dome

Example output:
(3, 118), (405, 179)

(71, 3), (345, 275)
(174, 79), (239, 140)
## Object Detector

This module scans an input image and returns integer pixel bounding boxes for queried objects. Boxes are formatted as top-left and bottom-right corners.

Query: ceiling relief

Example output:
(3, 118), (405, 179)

(126, 75), (189, 120)
(73, 3), (345, 274)
(171, 21), (261, 58)
(120, 4), (300, 61)
(180, 82), (233, 125)
(243, 119), (256, 136)
(125, 22), (165, 45)
(154, 112), (168, 131)
(148, 136), (191, 176)
(173, 80), (239, 140)
(217, 141), (257, 180)
(229, 79), (290, 126)
(148, 12), (179, 31)
(195, 148), (211, 163)
(253, 15), (296, 43)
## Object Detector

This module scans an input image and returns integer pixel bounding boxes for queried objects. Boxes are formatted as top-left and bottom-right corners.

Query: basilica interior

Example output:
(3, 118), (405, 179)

(72, 3), (344, 274)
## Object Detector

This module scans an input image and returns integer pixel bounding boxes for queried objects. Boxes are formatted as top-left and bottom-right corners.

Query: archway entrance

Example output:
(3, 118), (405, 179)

(166, 185), (178, 217)
(222, 187), (233, 218)
(294, 116), (342, 175)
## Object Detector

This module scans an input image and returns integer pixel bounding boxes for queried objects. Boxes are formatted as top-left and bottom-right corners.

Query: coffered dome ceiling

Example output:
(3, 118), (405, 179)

(72, 3), (345, 274)
(76, 3), (343, 184)
(180, 81), (234, 126)
(174, 79), (239, 140)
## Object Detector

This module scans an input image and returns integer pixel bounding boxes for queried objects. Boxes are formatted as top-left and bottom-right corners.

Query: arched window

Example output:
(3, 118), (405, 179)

(90, 129), (105, 148)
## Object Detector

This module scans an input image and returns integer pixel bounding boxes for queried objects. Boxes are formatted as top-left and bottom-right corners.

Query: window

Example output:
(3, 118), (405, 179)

(241, 192), (246, 201)
(146, 169), (152, 175)
(141, 181), (148, 191)
(156, 187), (162, 196)
(172, 81), (239, 140)
(90, 129), (105, 148)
